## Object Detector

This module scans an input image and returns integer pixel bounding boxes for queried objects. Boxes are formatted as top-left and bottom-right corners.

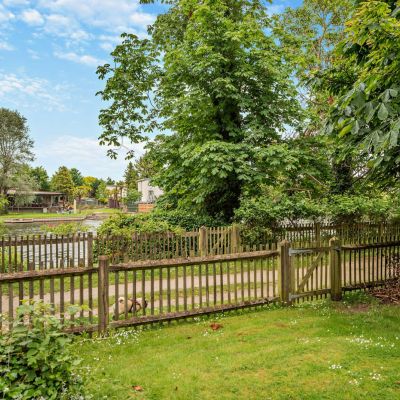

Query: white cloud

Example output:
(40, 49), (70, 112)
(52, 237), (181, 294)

(42, 13), (91, 41)
(35, 135), (145, 179)
(54, 50), (104, 67)
(20, 8), (44, 25)
(37, 0), (155, 32)
(0, 72), (68, 111)
(28, 48), (40, 59)
(3, 0), (30, 5)
(0, 41), (14, 51)
(0, 4), (15, 23)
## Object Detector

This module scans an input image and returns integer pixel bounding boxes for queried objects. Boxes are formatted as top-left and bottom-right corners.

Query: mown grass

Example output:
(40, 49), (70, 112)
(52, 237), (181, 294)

(0, 208), (120, 220)
(75, 293), (400, 400)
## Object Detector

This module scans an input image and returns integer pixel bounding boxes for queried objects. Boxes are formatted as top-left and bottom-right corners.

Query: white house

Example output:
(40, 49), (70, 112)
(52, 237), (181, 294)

(137, 178), (163, 203)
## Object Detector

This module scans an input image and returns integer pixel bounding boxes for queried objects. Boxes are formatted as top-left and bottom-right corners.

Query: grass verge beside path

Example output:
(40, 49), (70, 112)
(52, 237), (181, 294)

(75, 293), (400, 400)
(0, 208), (121, 221)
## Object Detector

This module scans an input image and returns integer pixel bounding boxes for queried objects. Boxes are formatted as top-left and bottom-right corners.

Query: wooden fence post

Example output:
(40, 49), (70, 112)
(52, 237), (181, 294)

(199, 226), (207, 257)
(87, 232), (94, 268)
(278, 240), (291, 305)
(329, 238), (342, 301)
(98, 256), (109, 335)
(231, 224), (241, 253)
(315, 222), (321, 246)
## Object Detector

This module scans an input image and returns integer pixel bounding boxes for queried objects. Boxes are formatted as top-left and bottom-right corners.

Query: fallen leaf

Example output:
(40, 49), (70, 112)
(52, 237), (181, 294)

(210, 323), (223, 331)
(132, 386), (143, 392)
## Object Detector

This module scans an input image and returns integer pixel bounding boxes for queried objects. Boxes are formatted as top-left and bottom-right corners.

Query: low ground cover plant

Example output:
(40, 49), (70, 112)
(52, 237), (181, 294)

(0, 302), (88, 400)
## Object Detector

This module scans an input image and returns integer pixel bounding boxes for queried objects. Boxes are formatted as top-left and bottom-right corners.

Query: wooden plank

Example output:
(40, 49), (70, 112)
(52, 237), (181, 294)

(296, 252), (324, 293)
(109, 250), (279, 272)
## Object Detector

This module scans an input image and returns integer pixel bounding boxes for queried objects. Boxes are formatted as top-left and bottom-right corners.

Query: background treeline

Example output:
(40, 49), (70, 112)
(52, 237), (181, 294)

(0, 106), (155, 213)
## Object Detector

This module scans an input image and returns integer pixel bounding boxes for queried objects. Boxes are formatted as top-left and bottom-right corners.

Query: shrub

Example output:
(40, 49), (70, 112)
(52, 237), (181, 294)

(97, 213), (183, 237)
(326, 194), (391, 223)
(0, 302), (87, 400)
(150, 209), (226, 230)
(0, 196), (9, 215)
(40, 222), (89, 236)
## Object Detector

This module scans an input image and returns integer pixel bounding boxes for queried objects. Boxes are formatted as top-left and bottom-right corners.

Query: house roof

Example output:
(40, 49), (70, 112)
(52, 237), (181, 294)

(7, 190), (64, 196)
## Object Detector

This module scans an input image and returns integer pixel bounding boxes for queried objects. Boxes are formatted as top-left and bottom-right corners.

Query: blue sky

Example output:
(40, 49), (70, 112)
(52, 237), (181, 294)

(0, 0), (300, 180)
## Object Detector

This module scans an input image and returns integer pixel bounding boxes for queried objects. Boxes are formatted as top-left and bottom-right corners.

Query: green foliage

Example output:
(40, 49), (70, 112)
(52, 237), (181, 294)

(73, 185), (91, 201)
(51, 166), (74, 199)
(0, 108), (35, 196)
(40, 223), (89, 236)
(123, 162), (138, 188)
(82, 177), (102, 198)
(0, 197), (9, 215)
(95, 181), (108, 204)
(150, 209), (226, 230)
(29, 166), (50, 191)
(236, 191), (396, 240)
(134, 151), (158, 180)
(97, 213), (184, 237)
(97, 0), (302, 221)
(327, 194), (393, 223)
(123, 186), (141, 205)
(70, 168), (84, 187)
(273, 0), (355, 133)
(0, 302), (86, 400)
(235, 191), (326, 242)
(324, 0), (400, 185)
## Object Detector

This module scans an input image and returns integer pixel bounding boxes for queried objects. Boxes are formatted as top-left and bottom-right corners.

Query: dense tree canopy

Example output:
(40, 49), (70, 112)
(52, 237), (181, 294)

(0, 108), (35, 196)
(97, 0), (302, 220)
(51, 166), (74, 199)
(323, 0), (400, 186)
(274, 0), (355, 134)
(29, 166), (50, 191)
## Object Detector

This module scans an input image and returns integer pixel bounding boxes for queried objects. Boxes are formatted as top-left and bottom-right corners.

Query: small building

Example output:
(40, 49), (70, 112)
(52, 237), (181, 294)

(6, 190), (66, 213)
(136, 179), (164, 213)
(137, 179), (163, 203)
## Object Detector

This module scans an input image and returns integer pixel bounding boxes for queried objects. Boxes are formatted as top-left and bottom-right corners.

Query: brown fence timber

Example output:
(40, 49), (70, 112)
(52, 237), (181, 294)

(2, 237), (400, 334)
(1, 222), (400, 274)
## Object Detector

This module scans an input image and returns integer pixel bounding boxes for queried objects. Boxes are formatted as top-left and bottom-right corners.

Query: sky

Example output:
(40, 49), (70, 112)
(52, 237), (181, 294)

(0, 0), (300, 181)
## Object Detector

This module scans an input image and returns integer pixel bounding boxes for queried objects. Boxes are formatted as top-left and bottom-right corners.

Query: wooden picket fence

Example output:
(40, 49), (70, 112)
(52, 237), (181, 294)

(2, 222), (400, 274)
(1, 237), (399, 334)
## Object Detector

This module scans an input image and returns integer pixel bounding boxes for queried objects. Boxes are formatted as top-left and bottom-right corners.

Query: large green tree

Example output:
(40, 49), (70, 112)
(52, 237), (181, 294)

(124, 162), (139, 187)
(97, 0), (301, 220)
(274, 0), (355, 134)
(0, 108), (35, 195)
(70, 168), (84, 187)
(274, 0), (358, 195)
(29, 166), (50, 191)
(51, 166), (74, 199)
(323, 0), (400, 186)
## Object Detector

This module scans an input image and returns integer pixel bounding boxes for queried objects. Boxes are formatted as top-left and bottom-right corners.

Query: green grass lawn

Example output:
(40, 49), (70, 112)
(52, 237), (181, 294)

(0, 208), (120, 220)
(75, 293), (400, 400)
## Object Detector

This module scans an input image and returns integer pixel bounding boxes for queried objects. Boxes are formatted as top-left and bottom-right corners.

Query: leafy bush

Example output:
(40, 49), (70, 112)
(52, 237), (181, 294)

(327, 194), (392, 223)
(97, 213), (183, 237)
(0, 197), (8, 215)
(150, 209), (226, 230)
(97, 210), (225, 237)
(40, 222), (89, 236)
(0, 302), (87, 400)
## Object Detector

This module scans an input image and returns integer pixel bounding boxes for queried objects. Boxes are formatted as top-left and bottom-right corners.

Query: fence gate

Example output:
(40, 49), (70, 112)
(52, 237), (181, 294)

(289, 246), (331, 302)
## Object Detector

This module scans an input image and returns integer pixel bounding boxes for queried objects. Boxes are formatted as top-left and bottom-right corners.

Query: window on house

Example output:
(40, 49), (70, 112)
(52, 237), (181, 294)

(148, 190), (155, 203)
